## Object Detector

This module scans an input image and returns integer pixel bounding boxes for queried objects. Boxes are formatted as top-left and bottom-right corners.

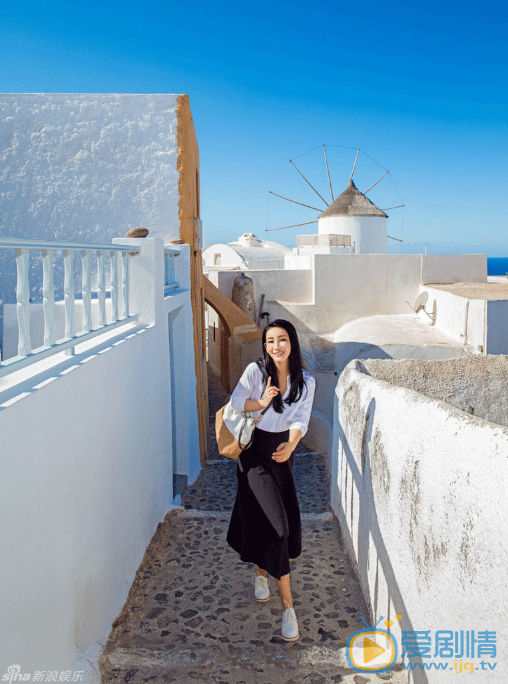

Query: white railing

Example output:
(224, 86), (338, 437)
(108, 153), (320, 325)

(0, 237), (140, 377)
(164, 248), (180, 296)
(297, 233), (352, 247)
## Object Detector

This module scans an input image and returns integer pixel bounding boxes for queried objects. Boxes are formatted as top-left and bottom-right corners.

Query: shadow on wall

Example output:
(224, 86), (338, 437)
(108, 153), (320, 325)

(335, 398), (429, 683)
(0, 301), (3, 361)
(259, 301), (316, 334)
(334, 356), (508, 682)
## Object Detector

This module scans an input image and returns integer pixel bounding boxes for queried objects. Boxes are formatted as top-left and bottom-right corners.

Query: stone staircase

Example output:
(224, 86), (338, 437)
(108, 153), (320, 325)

(99, 367), (407, 684)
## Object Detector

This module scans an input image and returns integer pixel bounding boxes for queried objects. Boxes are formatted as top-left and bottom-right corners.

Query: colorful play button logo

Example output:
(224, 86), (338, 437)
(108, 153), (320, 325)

(347, 629), (397, 672)
(364, 636), (386, 662)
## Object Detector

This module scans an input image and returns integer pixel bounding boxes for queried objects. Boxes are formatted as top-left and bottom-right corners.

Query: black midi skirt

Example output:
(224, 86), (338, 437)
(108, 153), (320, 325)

(226, 426), (302, 580)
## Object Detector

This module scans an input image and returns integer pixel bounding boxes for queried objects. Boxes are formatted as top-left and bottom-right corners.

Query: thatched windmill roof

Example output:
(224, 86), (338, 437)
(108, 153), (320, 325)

(319, 179), (387, 218)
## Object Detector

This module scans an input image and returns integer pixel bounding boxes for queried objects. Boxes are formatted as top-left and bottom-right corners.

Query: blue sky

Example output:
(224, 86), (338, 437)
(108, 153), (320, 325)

(1, 0), (507, 254)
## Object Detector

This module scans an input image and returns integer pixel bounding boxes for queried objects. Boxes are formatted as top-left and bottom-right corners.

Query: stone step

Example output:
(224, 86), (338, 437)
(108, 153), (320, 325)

(100, 643), (408, 683)
(176, 507), (335, 521)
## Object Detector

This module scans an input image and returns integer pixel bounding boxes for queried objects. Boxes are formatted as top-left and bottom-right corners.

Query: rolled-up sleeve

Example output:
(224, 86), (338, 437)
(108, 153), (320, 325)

(288, 376), (316, 438)
(230, 363), (257, 413)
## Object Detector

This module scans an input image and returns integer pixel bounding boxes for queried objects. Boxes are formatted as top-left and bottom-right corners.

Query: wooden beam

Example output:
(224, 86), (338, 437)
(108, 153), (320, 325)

(266, 220), (318, 232)
(323, 144), (334, 202)
(289, 159), (328, 206)
(364, 170), (389, 194)
(268, 191), (323, 212)
(350, 148), (360, 180)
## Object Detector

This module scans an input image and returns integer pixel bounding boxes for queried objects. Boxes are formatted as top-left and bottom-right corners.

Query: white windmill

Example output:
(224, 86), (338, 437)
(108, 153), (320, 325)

(267, 146), (404, 255)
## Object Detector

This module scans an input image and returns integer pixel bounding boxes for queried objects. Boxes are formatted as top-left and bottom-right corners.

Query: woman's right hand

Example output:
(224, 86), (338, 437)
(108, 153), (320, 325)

(261, 376), (279, 408)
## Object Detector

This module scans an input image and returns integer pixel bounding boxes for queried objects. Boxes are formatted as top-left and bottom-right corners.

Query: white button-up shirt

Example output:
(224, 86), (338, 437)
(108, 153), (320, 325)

(230, 362), (316, 437)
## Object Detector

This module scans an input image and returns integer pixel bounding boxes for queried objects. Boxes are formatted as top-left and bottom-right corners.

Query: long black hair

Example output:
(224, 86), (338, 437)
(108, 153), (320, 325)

(262, 319), (308, 414)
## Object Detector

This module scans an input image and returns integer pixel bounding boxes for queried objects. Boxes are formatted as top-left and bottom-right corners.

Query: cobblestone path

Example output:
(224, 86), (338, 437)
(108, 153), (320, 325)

(99, 368), (406, 684)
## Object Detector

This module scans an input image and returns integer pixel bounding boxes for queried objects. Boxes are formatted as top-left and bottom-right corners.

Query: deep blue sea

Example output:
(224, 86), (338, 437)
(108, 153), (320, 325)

(487, 258), (508, 275)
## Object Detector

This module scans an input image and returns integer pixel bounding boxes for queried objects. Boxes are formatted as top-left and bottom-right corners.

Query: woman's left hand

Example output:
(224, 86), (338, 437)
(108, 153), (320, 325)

(272, 442), (294, 462)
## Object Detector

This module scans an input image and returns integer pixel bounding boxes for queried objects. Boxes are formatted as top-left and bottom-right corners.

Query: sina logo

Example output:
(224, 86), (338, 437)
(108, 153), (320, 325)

(346, 615), (400, 673)
(2, 665), (31, 682)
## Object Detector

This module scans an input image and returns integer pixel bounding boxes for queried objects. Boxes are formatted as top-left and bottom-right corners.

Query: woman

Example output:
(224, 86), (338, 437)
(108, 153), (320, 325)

(226, 319), (316, 642)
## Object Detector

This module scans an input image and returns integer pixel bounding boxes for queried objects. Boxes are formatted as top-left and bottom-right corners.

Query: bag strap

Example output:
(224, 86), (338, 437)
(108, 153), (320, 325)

(237, 359), (274, 452)
(254, 358), (273, 415)
(255, 357), (268, 381)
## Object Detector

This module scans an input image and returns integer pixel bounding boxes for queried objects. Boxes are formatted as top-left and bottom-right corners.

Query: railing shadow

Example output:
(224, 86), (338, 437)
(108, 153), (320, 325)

(335, 396), (429, 684)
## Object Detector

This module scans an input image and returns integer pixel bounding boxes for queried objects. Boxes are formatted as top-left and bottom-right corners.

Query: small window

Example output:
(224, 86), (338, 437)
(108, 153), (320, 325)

(214, 253), (221, 266)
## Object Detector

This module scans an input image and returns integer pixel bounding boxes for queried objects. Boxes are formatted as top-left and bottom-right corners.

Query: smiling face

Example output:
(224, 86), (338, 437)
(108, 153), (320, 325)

(264, 326), (292, 368)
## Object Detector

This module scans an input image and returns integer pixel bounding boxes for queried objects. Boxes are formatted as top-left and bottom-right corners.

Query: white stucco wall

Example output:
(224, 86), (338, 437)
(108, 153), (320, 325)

(215, 268), (314, 310)
(422, 254), (487, 284)
(0, 238), (200, 675)
(333, 357), (508, 680)
(207, 254), (489, 337)
(0, 94), (181, 305)
(263, 254), (488, 335)
(263, 254), (422, 333)
(284, 254), (313, 269)
(202, 244), (244, 269)
(417, 284), (508, 356)
(420, 286), (485, 349)
(485, 299), (508, 354)
(202, 243), (288, 270)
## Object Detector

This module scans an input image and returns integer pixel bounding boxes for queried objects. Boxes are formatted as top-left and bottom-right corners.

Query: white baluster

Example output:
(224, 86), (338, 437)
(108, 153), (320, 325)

(121, 251), (129, 318)
(63, 249), (75, 356)
(97, 250), (106, 327)
(81, 250), (92, 333)
(42, 249), (55, 347)
(110, 251), (118, 322)
(15, 247), (31, 357)
(169, 253), (175, 285)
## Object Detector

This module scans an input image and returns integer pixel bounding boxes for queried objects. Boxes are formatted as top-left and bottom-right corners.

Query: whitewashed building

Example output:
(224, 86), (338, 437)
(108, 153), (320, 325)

(0, 236), (200, 678)
(202, 232), (291, 270)
(0, 94), (208, 678)
(0, 92), (209, 461)
(289, 178), (388, 262)
(317, 178), (388, 254)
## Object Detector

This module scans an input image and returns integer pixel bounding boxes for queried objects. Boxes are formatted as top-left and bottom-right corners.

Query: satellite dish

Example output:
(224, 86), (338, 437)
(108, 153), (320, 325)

(413, 292), (428, 313)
